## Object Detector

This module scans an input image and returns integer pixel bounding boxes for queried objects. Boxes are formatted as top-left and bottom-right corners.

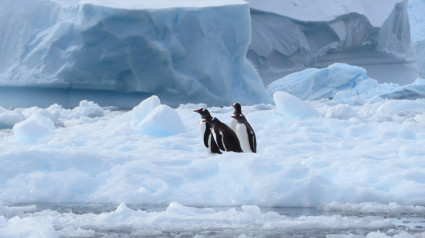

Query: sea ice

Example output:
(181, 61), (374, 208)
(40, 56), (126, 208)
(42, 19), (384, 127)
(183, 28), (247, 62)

(273, 91), (320, 118)
(135, 104), (185, 137)
(13, 113), (55, 142)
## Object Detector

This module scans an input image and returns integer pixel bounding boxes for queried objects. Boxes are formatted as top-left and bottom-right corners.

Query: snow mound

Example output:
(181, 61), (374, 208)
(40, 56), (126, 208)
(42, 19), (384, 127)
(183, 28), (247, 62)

(13, 113), (55, 141)
(273, 91), (319, 118)
(71, 100), (104, 118)
(135, 105), (185, 136)
(132, 95), (161, 125)
(0, 107), (25, 129)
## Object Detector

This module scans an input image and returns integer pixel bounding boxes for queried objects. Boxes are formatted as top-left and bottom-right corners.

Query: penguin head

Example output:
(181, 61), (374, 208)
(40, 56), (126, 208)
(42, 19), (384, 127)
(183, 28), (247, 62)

(205, 117), (220, 127)
(194, 108), (212, 119)
(232, 103), (242, 115)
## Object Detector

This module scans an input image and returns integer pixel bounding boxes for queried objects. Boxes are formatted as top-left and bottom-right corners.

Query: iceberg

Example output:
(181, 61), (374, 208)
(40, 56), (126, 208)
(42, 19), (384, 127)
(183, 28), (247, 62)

(408, 0), (425, 79)
(0, 0), (269, 108)
(247, 0), (419, 86)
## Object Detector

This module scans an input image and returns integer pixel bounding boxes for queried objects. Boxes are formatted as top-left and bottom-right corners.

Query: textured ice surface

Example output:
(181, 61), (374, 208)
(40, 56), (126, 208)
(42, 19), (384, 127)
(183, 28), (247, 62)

(0, 0), (269, 108)
(247, 0), (418, 85)
(267, 63), (402, 103)
(2, 76), (425, 236)
(408, 0), (425, 43)
(273, 91), (319, 118)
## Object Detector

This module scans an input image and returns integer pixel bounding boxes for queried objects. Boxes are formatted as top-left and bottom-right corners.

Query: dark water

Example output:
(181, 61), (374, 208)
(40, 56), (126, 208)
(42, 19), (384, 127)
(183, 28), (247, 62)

(10, 203), (425, 238)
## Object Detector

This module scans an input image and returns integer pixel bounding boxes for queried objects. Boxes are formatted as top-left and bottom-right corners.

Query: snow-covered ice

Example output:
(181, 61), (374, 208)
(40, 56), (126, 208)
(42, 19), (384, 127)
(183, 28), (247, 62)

(1, 63), (425, 235)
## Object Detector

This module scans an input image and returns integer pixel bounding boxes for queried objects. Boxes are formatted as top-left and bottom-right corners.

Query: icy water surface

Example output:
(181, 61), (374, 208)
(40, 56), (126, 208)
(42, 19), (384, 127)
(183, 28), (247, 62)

(8, 203), (425, 237)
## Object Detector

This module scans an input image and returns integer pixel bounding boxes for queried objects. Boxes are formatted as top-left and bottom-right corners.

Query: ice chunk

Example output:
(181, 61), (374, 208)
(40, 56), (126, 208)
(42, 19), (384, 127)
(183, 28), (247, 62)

(13, 113), (55, 141)
(72, 100), (104, 118)
(267, 63), (368, 100)
(273, 91), (319, 118)
(131, 96), (161, 125)
(135, 105), (185, 136)
(0, 107), (25, 129)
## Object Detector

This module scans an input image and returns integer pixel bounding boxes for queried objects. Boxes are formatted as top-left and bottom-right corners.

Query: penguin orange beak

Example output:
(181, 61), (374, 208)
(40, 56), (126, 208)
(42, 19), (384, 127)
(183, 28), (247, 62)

(194, 110), (200, 113)
(231, 115), (238, 118)
(202, 120), (207, 123)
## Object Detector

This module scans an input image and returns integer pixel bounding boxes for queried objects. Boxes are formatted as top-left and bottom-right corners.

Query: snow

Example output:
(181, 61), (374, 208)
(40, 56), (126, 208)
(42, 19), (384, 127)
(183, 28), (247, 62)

(273, 91), (319, 118)
(1, 74), (425, 235)
(247, 0), (418, 86)
(0, 0), (269, 108)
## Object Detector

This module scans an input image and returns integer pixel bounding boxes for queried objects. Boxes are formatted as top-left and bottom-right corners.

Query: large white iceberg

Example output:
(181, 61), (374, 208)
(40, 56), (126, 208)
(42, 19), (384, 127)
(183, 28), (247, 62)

(0, 0), (269, 108)
(247, 0), (418, 86)
(408, 0), (425, 79)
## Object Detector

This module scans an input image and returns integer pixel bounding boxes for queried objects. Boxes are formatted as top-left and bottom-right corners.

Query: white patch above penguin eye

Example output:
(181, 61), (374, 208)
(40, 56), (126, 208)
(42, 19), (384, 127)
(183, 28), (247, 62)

(202, 108), (206, 111)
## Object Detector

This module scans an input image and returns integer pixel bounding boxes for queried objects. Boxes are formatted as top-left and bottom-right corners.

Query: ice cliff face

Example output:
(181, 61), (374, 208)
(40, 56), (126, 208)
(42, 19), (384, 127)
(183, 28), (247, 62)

(247, 0), (419, 86)
(408, 0), (425, 79)
(0, 0), (269, 108)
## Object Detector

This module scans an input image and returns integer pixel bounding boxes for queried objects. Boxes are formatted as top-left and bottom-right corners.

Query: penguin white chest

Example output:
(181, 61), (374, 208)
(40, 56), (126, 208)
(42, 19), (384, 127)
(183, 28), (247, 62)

(230, 118), (237, 132)
(199, 120), (207, 138)
(235, 123), (252, 152)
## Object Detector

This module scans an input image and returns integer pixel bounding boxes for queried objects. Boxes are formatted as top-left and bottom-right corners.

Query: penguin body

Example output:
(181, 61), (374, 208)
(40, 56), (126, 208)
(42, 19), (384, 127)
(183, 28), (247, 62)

(232, 114), (256, 153)
(205, 117), (242, 153)
(194, 108), (221, 154)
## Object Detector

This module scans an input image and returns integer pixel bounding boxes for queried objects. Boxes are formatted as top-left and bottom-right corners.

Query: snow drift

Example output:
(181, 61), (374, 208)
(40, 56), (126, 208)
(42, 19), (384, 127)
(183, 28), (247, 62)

(0, 0), (269, 108)
(247, 0), (419, 86)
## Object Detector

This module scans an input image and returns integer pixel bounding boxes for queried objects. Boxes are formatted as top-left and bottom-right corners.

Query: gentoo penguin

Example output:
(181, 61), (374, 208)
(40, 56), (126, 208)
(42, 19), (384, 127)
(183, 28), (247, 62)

(194, 108), (222, 154)
(203, 117), (242, 153)
(232, 114), (256, 153)
(230, 103), (242, 132)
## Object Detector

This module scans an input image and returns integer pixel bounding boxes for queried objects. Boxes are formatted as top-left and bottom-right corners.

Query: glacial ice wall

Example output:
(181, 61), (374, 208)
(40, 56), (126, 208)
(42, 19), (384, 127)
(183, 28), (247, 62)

(0, 0), (269, 108)
(247, 0), (419, 86)
(408, 0), (425, 79)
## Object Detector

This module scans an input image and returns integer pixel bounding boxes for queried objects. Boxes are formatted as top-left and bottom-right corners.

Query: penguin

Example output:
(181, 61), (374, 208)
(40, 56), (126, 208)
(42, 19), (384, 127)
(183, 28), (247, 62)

(204, 117), (243, 153)
(230, 103), (242, 132)
(232, 114), (256, 153)
(194, 108), (222, 154)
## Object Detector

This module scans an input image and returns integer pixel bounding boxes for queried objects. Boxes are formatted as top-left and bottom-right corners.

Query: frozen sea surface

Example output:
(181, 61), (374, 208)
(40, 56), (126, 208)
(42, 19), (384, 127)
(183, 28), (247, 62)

(2, 202), (425, 237)
(2, 65), (425, 236)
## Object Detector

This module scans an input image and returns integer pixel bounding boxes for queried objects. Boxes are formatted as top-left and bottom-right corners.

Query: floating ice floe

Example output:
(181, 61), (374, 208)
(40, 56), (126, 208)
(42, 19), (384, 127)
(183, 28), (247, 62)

(273, 91), (320, 118)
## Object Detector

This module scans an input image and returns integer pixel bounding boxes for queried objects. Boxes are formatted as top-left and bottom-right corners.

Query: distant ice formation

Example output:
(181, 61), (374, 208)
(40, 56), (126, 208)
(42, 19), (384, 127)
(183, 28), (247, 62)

(408, 0), (425, 79)
(267, 63), (425, 103)
(247, 0), (419, 85)
(0, 0), (269, 108)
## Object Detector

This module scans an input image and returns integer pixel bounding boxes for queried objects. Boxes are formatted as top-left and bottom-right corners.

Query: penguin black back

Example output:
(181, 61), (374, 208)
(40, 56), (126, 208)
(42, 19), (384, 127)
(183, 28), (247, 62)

(207, 117), (242, 153)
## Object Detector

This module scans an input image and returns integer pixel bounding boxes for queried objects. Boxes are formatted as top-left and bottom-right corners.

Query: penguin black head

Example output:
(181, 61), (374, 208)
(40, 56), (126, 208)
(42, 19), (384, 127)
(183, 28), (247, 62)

(194, 108), (212, 120)
(203, 117), (219, 127)
(232, 103), (242, 115)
